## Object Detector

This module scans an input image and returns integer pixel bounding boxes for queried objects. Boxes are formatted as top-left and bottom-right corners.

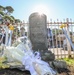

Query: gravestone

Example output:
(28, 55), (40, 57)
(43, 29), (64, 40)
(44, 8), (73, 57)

(29, 12), (48, 51)
(20, 27), (25, 36)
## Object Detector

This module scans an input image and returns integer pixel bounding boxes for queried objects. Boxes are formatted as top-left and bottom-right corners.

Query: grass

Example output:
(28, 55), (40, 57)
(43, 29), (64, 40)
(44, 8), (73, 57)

(63, 58), (74, 65)
(58, 58), (74, 66)
(0, 57), (10, 69)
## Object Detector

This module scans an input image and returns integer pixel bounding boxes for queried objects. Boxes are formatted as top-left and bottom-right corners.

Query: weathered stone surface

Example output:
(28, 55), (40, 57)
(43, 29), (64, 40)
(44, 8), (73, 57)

(49, 60), (67, 69)
(39, 50), (55, 61)
(20, 27), (25, 36)
(29, 12), (48, 51)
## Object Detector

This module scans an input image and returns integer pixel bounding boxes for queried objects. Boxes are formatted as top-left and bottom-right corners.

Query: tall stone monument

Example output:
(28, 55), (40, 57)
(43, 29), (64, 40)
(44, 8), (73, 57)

(29, 12), (48, 51)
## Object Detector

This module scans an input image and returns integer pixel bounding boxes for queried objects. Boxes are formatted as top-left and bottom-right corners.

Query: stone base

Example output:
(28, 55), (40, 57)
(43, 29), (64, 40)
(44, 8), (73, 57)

(32, 43), (48, 51)
(39, 50), (55, 62)
(49, 60), (67, 70)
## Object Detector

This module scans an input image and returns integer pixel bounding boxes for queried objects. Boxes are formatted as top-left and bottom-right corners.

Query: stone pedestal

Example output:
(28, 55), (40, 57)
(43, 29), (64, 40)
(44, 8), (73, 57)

(29, 12), (48, 51)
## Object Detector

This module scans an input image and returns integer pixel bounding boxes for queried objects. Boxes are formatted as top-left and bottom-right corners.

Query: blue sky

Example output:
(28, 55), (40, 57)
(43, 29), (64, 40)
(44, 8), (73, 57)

(0, 0), (74, 22)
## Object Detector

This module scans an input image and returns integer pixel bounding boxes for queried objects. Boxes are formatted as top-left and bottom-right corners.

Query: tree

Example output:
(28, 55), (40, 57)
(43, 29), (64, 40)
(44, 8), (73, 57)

(0, 5), (4, 11)
(0, 5), (4, 19)
(10, 16), (15, 20)
(15, 19), (21, 23)
(0, 5), (21, 24)
(5, 6), (14, 15)
(0, 11), (4, 16)
(0, 11), (4, 24)
(3, 15), (14, 23)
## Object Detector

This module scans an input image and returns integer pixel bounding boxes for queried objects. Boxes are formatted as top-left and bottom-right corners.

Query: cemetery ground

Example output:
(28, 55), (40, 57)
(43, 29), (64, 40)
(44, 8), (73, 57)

(0, 58), (74, 75)
(57, 58), (74, 75)
(0, 62), (74, 75)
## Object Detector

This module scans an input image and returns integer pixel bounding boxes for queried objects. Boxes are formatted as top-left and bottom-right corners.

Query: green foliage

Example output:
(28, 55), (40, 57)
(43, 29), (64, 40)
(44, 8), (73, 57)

(0, 11), (4, 16)
(5, 6), (14, 14)
(0, 57), (10, 69)
(63, 58), (74, 65)
(52, 29), (63, 35)
(0, 5), (4, 11)
(3, 15), (14, 22)
(58, 58), (74, 66)
(10, 16), (15, 20)
(0, 5), (21, 24)
(15, 19), (21, 23)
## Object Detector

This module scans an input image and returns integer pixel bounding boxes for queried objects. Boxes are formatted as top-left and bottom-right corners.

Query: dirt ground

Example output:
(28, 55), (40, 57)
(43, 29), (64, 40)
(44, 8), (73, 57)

(0, 68), (31, 75)
(57, 65), (74, 75)
(0, 65), (74, 75)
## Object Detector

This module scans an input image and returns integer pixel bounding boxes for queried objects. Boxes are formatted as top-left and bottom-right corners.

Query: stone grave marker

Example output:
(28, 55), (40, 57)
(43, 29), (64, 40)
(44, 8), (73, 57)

(29, 12), (48, 51)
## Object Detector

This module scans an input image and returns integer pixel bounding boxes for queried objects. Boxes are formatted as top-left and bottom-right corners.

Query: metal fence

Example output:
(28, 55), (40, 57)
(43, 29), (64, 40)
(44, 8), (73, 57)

(19, 18), (74, 59)
(0, 18), (74, 59)
(47, 18), (74, 59)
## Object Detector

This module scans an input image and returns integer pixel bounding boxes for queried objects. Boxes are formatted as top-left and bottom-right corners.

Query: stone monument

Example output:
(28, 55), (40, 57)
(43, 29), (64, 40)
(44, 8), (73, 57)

(29, 12), (48, 51)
